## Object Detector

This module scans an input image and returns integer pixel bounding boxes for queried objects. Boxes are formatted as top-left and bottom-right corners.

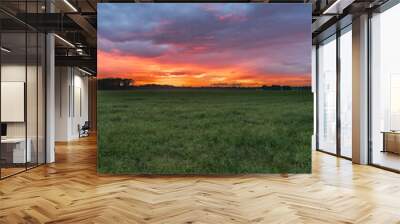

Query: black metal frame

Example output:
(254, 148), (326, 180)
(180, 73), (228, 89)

(315, 22), (353, 162)
(315, 44), (319, 152)
(336, 27), (341, 157)
(0, 15), (2, 179)
(367, 10), (373, 166)
(316, 0), (400, 172)
(0, 0), (47, 180)
(367, 0), (400, 172)
(315, 32), (341, 157)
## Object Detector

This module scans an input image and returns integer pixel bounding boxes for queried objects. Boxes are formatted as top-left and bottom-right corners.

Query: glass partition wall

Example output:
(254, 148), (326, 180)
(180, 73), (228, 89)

(316, 25), (352, 159)
(339, 26), (352, 159)
(0, 3), (46, 179)
(0, 30), (27, 177)
(317, 35), (337, 155)
(370, 3), (400, 171)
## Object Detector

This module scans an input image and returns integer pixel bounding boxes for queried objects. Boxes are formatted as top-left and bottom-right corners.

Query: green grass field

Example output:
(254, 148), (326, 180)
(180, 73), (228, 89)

(98, 89), (313, 174)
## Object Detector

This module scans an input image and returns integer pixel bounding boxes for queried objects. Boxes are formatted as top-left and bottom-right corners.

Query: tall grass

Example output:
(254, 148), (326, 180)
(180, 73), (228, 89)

(98, 89), (313, 174)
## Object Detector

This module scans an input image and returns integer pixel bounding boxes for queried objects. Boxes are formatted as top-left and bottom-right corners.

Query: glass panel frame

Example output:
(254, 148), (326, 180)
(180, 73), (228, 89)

(339, 25), (353, 159)
(0, 1), (47, 180)
(316, 24), (353, 160)
(370, 3), (400, 172)
(0, 27), (28, 178)
(317, 34), (337, 155)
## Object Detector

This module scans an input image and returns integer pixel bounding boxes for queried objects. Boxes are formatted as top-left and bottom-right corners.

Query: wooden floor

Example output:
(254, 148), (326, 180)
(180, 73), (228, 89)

(372, 150), (400, 171)
(1, 135), (400, 223)
(1, 167), (26, 178)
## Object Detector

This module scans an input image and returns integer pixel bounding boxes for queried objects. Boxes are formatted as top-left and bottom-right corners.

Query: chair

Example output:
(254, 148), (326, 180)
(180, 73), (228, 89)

(79, 121), (90, 138)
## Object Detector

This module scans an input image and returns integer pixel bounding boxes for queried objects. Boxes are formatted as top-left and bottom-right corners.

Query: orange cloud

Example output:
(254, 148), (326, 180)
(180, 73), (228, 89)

(98, 50), (310, 87)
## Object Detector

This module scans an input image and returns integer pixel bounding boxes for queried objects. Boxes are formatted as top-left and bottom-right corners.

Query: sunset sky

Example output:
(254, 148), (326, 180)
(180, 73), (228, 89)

(98, 4), (311, 87)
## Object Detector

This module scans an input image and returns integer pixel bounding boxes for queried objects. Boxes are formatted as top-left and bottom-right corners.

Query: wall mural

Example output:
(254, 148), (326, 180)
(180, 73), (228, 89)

(97, 3), (312, 174)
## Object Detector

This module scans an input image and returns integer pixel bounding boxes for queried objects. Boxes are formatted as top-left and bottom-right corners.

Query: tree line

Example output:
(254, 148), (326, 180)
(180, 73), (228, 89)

(97, 78), (134, 90)
(97, 78), (311, 91)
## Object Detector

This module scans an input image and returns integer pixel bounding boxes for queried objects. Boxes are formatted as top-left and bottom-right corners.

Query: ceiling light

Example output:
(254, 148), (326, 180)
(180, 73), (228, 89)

(63, 0), (78, 12)
(78, 67), (93, 76)
(323, 0), (355, 15)
(76, 48), (84, 55)
(54, 34), (75, 48)
(1, 47), (11, 53)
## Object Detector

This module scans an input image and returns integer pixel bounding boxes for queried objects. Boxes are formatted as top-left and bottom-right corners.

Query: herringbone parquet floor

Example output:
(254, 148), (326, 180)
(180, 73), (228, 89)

(1, 135), (400, 224)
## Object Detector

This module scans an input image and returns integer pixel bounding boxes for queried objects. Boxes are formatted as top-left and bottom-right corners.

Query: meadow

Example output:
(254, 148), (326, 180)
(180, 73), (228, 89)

(97, 89), (313, 174)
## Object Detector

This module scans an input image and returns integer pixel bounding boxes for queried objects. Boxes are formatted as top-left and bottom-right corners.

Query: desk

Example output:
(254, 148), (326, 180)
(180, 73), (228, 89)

(382, 131), (400, 154)
(1, 138), (31, 163)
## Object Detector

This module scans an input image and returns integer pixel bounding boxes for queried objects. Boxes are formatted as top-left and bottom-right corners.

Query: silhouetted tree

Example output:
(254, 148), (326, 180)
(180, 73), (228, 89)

(261, 85), (293, 91)
(261, 85), (311, 91)
(98, 78), (134, 90)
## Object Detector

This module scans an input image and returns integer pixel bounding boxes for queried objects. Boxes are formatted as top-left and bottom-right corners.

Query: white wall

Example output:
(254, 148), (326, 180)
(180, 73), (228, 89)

(55, 66), (70, 141)
(55, 67), (89, 141)
(1, 82), (25, 122)
(72, 72), (89, 138)
(1, 64), (26, 81)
